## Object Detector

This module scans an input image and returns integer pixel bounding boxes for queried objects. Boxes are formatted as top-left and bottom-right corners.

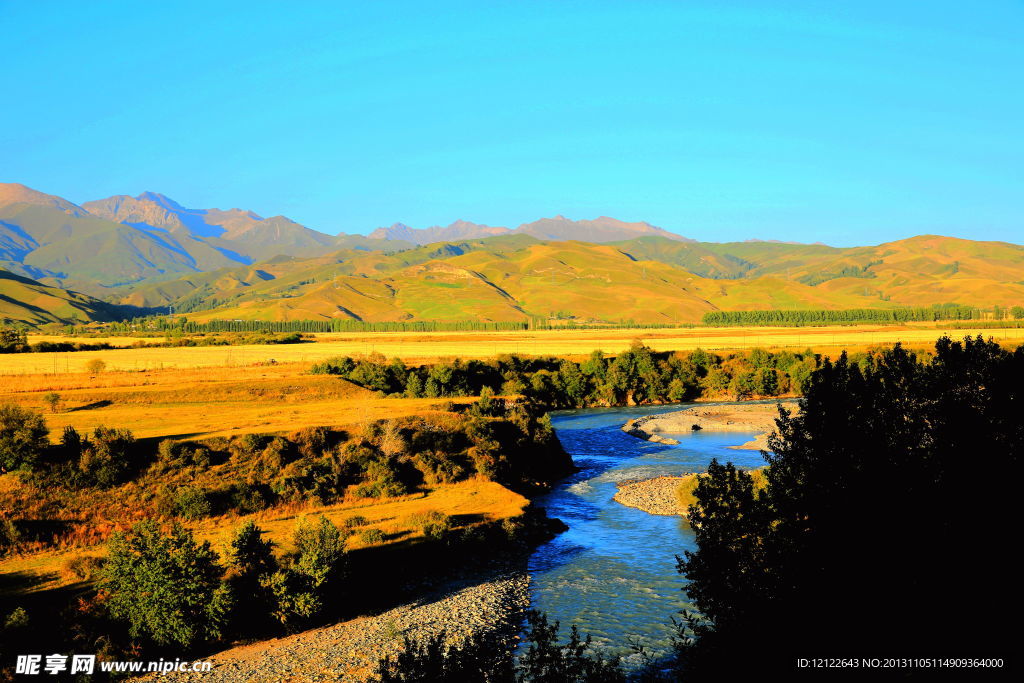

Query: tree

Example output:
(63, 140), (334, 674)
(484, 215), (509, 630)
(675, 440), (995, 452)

(676, 337), (1021, 676)
(43, 392), (61, 413)
(78, 426), (136, 487)
(225, 521), (277, 634)
(0, 327), (28, 353)
(0, 404), (48, 472)
(101, 521), (231, 648)
(85, 358), (106, 374)
(261, 515), (346, 629)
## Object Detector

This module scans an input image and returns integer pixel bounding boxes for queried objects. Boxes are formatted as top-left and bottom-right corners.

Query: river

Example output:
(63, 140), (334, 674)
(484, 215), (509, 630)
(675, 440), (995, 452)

(528, 404), (767, 665)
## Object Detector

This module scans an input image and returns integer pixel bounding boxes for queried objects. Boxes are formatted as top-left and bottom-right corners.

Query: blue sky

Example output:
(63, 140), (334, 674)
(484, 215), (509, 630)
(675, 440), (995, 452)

(2, 1), (1021, 245)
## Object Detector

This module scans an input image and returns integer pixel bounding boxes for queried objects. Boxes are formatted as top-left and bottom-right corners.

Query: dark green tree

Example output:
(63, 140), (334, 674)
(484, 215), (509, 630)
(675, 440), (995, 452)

(101, 521), (231, 648)
(676, 336), (1021, 676)
(0, 404), (48, 472)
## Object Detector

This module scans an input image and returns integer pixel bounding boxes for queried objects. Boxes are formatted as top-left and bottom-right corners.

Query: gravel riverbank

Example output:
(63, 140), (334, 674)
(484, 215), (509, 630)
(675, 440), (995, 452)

(135, 555), (530, 682)
(622, 401), (798, 451)
(613, 476), (690, 516)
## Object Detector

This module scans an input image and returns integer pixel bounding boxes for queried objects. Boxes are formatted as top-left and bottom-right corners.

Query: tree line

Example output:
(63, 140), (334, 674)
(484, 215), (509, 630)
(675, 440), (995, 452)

(702, 304), (1024, 326)
(312, 343), (820, 406)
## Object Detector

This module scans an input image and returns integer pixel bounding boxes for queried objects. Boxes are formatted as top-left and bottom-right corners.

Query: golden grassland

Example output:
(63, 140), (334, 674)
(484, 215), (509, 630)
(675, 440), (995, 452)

(0, 364), (450, 442)
(0, 479), (528, 598)
(4, 324), (1022, 443)
(11, 323), (1024, 375)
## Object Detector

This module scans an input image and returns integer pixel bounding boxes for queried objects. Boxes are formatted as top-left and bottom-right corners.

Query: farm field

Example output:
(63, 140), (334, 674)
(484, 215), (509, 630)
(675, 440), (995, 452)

(13, 323), (1024, 375)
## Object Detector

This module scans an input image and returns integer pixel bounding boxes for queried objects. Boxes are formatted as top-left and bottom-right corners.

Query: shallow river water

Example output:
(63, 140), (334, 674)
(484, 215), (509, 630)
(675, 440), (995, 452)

(528, 404), (766, 662)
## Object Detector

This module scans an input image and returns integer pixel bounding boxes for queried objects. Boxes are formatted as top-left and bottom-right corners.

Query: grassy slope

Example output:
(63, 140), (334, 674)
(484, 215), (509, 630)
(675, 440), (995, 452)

(4, 226), (1024, 326)
(0, 479), (527, 598)
(0, 268), (125, 326)
(164, 235), (1024, 324)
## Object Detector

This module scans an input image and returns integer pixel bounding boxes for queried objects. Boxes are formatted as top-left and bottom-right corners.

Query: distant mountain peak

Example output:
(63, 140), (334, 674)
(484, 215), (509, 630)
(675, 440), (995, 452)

(0, 182), (89, 217)
(514, 215), (693, 243)
(369, 221), (509, 244)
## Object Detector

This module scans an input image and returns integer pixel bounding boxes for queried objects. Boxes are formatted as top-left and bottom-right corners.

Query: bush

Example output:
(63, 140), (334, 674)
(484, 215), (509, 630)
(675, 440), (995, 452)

(405, 510), (452, 541)
(291, 515), (346, 585)
(0, 517), (22, 555)
(85, 358), (107, 374)
(0, 403), (49, 472)
(374, 610), (623, 682)
(151, 439), (211, 474)
(3, 607), (29, 631)
(359, 528), (385, 545)
(174, 486), (213, 520)
(225, 521), (278, 634)
(43, 392), (61, 413)
(63, 554), (106, 581)
(77, 426), (136, 487)
(342, 515), (369, 529)
(261, 516), (347, 630)
(229, 483), (272, 513)
(101, 521), (231, 648)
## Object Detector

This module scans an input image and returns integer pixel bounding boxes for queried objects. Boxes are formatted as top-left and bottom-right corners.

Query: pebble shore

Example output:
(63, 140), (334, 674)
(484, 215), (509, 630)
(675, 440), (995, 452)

(613, 476), (691, 516)
(622, 401), (798, 450)
(135, 556), (530, 682)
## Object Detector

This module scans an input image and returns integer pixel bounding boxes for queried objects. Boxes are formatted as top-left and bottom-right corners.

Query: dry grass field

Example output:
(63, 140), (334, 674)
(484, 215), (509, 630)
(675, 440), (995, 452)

(12, 324), (1024, 375)
(0, 364), (453, 442)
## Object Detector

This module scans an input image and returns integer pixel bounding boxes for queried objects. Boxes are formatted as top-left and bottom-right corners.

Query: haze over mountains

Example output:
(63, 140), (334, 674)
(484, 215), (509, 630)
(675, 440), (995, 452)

(369, 216), (694, 245)
(2, 181), (1023, 328)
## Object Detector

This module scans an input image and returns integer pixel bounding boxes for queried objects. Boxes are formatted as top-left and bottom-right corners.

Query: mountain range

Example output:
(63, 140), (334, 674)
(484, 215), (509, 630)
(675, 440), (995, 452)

(1, 182), (1023, 327)
(368, 216), (693, 245)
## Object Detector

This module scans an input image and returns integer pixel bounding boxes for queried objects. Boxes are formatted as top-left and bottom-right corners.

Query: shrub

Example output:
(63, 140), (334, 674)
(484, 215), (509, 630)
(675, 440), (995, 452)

(78, 426), (136, 487)
(261, 516), (347, 629)
(405, 510), (452, 541)
(63, 554), (106, 581)
(291, 515), (346, 586)
(359, 528), (386, 545)
(154, 485), (214, 519)
(343, 515), (369, 529)
(43, 392), (61, 413)
(0, 517), (21, 555)
(151, 439), (211, 474)
(354, 458), (409, 498)
(224, 521), (278, 634)
(3, 607), (29, 631)
(174, 486), (213, 520)
(0, 403), (48, 472)
(229, 483), (272, 514)
(0, 327), (28, 353)
(227, 520), (275, 576)
(374, 611), (623, 682)
(101, 521), (231, 648)
(292, 426), (331, 459)
(85, 358), (107, 374)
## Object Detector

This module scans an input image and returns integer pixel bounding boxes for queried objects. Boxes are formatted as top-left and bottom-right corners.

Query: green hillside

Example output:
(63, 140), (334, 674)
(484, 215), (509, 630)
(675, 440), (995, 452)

(0, 268), (128, 326)
(115, 234), (1024, 325)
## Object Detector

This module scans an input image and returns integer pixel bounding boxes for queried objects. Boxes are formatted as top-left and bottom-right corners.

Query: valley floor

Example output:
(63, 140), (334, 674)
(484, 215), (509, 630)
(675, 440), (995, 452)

(10, 323), (1024, 374)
